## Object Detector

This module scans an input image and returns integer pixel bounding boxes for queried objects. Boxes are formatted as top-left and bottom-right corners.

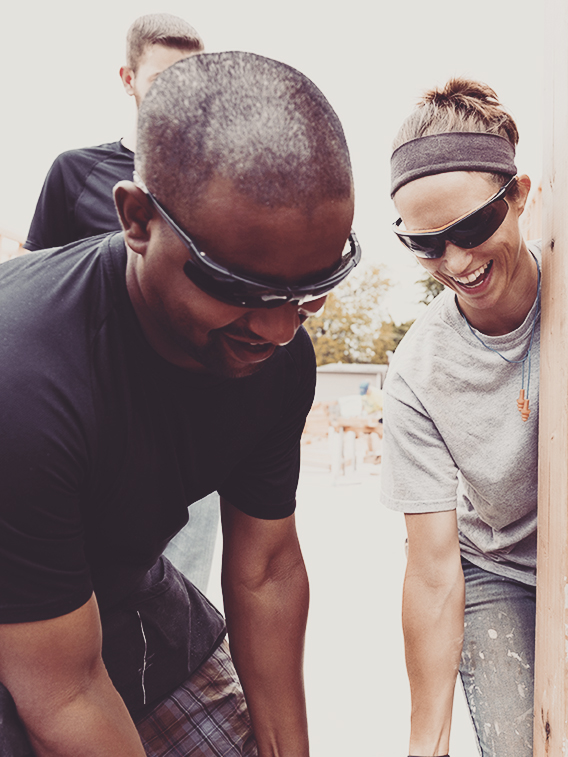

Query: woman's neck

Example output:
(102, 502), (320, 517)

(458, 245), (539, 336)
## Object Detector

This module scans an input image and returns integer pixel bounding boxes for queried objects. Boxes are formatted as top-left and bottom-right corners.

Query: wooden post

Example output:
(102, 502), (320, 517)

(534, 1), (568, 753)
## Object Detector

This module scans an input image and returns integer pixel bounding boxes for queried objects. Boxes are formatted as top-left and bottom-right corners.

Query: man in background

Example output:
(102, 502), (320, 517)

(25, 13), (218, 595)
(25, 13), (203, 251)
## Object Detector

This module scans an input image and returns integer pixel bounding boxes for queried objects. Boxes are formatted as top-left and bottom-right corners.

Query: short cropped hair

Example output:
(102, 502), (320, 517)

(136, 52), (353, 219)
(126, 13), (204, 72)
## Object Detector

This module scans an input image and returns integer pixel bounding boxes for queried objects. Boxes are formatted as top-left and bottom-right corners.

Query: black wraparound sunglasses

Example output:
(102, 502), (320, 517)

(393, 175), (517, 259)
(134, 173), (361, 309)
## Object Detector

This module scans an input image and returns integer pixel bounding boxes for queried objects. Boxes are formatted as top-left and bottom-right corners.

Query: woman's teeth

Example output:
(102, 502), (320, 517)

(452, 260), (492, 287)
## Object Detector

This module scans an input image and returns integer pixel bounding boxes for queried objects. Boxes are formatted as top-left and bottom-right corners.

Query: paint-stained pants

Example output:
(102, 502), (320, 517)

(460, 558), (535, 757)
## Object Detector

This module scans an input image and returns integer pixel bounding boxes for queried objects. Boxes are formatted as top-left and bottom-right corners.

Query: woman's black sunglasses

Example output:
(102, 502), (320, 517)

(392, 175), (517, 259)
(135, 175), (361, 309)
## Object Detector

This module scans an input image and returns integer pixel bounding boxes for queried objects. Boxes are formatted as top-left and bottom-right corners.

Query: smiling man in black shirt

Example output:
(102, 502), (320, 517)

(24, 13), (222, 602)
(0, 52), (357, 756)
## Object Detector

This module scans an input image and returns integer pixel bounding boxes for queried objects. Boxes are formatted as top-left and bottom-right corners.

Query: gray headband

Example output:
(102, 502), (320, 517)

(390, 132), (517, 197)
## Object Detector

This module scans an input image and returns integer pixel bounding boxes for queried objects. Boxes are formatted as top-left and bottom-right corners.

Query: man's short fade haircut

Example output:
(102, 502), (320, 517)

(126, 13), (204, 72)
(136, 51), (353, 218)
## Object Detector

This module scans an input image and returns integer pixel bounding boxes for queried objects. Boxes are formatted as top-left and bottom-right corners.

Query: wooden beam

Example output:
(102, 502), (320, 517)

(534, 0), (568, 753)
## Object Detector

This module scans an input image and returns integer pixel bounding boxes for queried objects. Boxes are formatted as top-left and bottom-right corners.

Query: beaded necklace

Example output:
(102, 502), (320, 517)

(458, 254), (540, 422)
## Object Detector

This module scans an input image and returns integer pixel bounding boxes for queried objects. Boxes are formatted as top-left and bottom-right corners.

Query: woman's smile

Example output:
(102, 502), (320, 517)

(450, 260), (493, 287)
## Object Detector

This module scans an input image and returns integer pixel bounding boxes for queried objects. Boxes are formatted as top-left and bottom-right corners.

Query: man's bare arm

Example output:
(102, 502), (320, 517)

(0, 594), (146, 757)
(220, 498), (310, 757)
(403, 510), (464, 757)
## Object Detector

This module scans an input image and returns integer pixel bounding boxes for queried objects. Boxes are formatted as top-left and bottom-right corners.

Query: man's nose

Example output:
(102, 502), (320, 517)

(298, 295), (327, 318)
(246, 303), (303, 346)
(442, 242), (474, 275)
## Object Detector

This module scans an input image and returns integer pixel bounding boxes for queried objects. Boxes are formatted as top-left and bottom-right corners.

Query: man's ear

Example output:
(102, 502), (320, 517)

(119, 65), (136, 96)
(113, 181), (153, 255)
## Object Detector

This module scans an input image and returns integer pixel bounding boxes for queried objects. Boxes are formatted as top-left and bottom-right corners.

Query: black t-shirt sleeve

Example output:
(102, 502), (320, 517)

(218, 329), (316, 520)
(0, 259), (95, 622)
(25, 154), (79, 250)
(0, 425), (94, 623)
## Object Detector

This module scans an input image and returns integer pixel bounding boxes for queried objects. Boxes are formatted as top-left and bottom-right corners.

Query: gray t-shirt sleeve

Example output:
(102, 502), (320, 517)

(380, 371), (458, 512)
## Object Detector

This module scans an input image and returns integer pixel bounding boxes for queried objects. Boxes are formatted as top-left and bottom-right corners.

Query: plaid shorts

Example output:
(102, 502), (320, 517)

(135, 640), (258, 756)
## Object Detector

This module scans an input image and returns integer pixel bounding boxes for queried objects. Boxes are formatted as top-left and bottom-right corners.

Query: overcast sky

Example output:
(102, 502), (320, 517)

(1, 0), (543, 322)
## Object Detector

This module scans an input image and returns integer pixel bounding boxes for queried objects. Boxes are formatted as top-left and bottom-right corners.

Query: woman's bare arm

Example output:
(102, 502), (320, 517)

(403, 509), (464, 757)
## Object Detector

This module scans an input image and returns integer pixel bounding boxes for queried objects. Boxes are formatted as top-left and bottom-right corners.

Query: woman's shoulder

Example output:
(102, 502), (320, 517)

(385, 287), (468, 401)
(391, 289), (455, 360)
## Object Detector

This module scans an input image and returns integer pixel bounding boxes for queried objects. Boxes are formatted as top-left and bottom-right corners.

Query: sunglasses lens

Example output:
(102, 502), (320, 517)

(184, 234), (359, 309)
(448, 198), (508, 249)
(183, 261), (285, 308)
(397, 234), (445, 259)
(395, 194), (509, 259)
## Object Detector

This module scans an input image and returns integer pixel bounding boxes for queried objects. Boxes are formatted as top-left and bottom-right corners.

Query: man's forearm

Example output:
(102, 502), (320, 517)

(222, 556), (310, 757)
(22, 665), (147, 757)
(403, 565), (465, 757)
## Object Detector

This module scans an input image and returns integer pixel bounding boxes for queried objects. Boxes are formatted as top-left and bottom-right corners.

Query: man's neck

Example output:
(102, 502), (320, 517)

(125, 246), (207, 372)
(121, 124), (137, 153)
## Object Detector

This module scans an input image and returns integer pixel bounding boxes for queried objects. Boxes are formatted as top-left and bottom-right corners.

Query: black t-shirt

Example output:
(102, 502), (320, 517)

(0, 233), (316, 713)
(25, 141), (134, 251)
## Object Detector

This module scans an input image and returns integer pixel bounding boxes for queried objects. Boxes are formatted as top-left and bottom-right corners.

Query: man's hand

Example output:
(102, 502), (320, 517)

(220, 498), (310, 757)
(0, 594), (147, 756)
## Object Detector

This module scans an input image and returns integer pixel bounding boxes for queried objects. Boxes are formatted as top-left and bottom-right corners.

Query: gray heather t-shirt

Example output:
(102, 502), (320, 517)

(381, 243), (541, 586)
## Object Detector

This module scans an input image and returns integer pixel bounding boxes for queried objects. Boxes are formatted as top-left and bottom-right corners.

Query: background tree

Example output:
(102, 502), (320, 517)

(304, 264), (414, 365)
(418, 273), (445, 304)
(372, 319), (415, 363)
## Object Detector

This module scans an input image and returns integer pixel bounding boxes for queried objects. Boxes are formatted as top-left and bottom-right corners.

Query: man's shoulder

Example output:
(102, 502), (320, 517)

(58, 140), (133, 161)
(52, 141), (134, 175)
(25, 143), (134, 250)
(0, 235), (127, 438)
(0, 234), (125, 334)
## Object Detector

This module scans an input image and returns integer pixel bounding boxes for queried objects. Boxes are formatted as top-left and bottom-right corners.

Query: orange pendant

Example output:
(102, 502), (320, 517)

(517, 390), (530, 421)
(521, 398), (530, 422)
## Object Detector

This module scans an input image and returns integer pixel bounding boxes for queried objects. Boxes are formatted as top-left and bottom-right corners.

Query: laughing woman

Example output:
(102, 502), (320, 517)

(381, 79), (539, 757)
